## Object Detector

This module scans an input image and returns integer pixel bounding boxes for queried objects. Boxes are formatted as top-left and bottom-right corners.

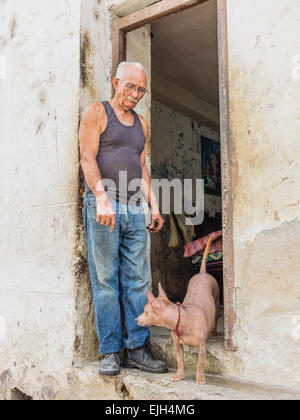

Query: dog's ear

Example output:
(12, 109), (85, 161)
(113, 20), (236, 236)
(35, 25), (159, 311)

(158, 283), (168, 300)
(146, 290), (160, 310)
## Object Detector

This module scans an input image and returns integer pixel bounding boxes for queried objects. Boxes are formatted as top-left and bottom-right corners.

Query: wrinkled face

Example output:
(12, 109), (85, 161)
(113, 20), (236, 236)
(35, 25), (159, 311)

(113, 65), (147, 111)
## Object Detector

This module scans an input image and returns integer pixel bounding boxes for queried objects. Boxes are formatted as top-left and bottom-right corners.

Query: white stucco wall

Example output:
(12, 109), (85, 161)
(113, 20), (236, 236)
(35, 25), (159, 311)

(0, 0), (81, 399)
(0, 0), (154, 396)
(226, 0), (300, 388)
(1, 0), (299, 399)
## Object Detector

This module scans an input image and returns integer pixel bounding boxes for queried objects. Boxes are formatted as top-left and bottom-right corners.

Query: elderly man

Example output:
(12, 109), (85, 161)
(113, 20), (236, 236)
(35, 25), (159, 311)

(79, 62), (168, 376)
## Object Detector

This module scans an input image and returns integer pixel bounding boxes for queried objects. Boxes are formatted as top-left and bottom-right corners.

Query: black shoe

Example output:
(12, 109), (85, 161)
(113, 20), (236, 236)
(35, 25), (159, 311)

(122, 339), (169, 374)
(99, 353), (121, 376)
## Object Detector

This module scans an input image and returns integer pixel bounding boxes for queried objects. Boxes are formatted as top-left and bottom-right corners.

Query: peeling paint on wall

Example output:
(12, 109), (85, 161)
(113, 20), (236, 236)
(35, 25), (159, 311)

(1, 0), (300, 400)
(227, 0), (300, 388)
(0, 0), (82, 399)
(80, 31), (97, 99)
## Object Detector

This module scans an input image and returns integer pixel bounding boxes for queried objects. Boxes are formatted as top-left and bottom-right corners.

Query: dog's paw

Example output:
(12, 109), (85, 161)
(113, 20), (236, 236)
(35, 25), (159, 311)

(196, 374), (207, 385)
(171, 372), (185, 382)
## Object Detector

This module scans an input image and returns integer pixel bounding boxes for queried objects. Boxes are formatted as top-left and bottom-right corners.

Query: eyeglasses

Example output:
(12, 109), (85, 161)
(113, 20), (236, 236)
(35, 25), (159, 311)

(123, 82), (148, 95)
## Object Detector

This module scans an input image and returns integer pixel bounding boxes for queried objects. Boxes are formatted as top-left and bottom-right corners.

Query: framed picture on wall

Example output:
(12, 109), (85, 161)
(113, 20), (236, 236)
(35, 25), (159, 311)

(201, 136), (222, 197)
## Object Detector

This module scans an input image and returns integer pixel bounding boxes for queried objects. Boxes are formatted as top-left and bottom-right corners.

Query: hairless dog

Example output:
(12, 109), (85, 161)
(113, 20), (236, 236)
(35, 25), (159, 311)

(136, 235), (220, 384)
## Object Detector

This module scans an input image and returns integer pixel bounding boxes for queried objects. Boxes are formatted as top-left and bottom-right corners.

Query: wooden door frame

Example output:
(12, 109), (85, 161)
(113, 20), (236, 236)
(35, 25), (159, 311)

(111, 0), (236, 351)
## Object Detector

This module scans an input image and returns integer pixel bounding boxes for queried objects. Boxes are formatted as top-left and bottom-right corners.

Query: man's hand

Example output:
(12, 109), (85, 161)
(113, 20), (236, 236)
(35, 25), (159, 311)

(148, 212), (164, 234)
(96, 193), (116, 233)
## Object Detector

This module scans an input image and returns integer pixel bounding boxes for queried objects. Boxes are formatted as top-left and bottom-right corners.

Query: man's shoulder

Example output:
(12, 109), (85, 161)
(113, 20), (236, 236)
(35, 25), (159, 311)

(83, 102), (107, 124)
(85, 101), (106, 115)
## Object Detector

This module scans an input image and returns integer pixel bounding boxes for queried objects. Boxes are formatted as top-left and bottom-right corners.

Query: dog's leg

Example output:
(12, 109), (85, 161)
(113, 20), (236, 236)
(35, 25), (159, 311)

(210, 288), (220, 337)
(211, 302), (219, 337)
(196, 339), (207, 385)
(171, 333), (185, 382)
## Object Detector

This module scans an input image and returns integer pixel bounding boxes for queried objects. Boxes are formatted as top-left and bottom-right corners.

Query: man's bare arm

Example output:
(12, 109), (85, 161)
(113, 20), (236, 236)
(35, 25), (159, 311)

(79, 103), (104, 195)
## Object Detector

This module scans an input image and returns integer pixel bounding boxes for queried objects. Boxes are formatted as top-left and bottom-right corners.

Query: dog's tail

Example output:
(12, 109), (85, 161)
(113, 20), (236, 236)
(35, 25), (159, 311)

(200, 234), (215, 275)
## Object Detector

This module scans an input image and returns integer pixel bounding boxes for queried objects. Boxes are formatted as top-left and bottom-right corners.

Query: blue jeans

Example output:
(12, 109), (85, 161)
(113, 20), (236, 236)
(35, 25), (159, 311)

(82, 193), (150, 355)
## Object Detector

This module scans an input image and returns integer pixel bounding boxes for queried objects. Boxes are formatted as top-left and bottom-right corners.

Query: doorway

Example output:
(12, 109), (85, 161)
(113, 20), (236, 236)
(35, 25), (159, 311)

(150, 0), (224, 335)
(111, 0), (236, 350)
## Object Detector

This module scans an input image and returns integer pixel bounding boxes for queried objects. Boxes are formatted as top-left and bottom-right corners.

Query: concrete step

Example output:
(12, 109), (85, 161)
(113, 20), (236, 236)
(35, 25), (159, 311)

(72, 360), (300, 400)
(150, 326), (228, 376)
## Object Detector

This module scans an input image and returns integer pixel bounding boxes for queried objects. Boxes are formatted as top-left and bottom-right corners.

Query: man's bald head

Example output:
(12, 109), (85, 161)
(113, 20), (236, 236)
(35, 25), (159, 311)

(116, 62), (148, 83)
(112, 62), (148, 111)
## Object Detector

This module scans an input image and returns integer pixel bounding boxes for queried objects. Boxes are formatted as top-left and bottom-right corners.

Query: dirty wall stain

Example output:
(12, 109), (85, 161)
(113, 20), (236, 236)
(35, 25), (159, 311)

(80, 31), (97, 99)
